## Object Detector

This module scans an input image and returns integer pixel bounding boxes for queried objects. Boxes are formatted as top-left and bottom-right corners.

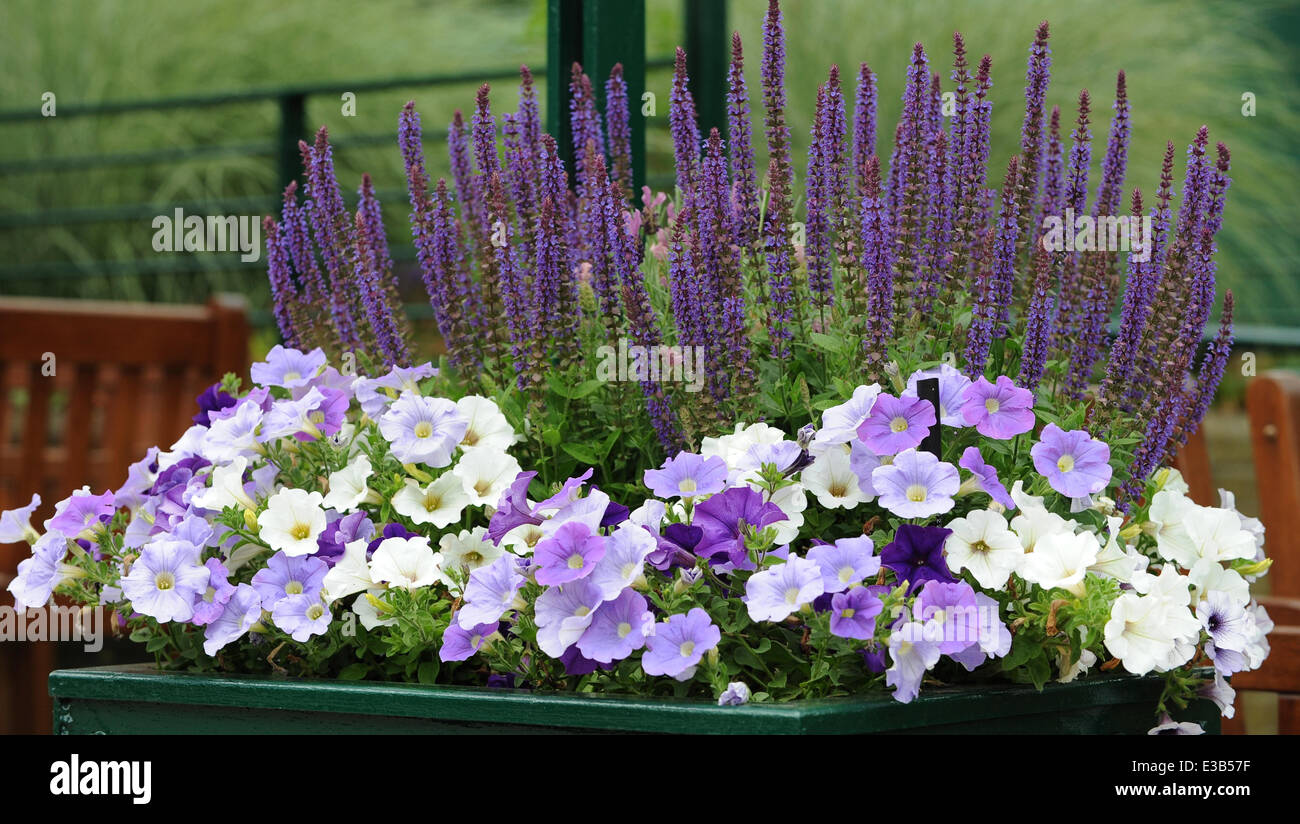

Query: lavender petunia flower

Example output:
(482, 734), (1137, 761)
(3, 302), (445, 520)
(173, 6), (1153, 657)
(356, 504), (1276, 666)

(913, 579), (981, 654)
(439, 617), (497, 662)
(250, 345), (327, 389)
(533, 521), (606, 586)
(902, 365), (971, 428)
(880, 523), (955, 593)
(960, 376), (1035, 439)
(807, 536), (881, 593)
(829, 587), (884, 640)
(857, 394), (936, 454)
(1030, 423), (1113, 498)
(7, 531), (69, 611)
(534, 578), (606, 658)
(191, 558), (236, 626)
(642, 607), (721, 680)
(0, 493), (41, 544)
(958, 446), (1016, 509)
(120, 539), (210, 623)
(872, 449), (959, 519)
(886, 620), (942, 703)
(377, 392), (468, 467)
(457, 555), (525, 629)
(718, 681), (752, 706)
(272, 593), (331, 642)
(576, 588), (654, 663)
(202, 583), (262, 656)
(1148, 713), (1205, 735)
(251, 551), (328, 610)
(743, 556), (825, 622)
(947, 591), (1013, 671)
(813, 383), (882, 448)
(589, 523), (657, 599)
(643, 452), (728, 501)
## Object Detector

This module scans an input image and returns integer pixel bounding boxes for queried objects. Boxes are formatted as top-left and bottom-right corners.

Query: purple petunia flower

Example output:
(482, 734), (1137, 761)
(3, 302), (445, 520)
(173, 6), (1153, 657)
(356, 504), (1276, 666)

(857, 394), (936, 454)
(251, 551), (328, 610)
(7, 531), (68, 611)
(193, 383), (237, 427)
(829, 587), (884, 640)
(533, 521), (606, 586)
(643, 452), (728, 501)
(958, 446), (1016, 509)
(486, 470), (542, 544)
(743, 556), (825, 622)
(913, 579), (981, 654)
(0, 493), (41, 545)
(960, 376), (1036, 439)
(872, 449), (959, 519)
(46, 489), (115, 539)
(534, 577), (606, 658)
(880, 523), (955, 593)
(947, 591), (1013, 671)
(576, 588), (654, 663)
(692, 486), (787, 567)
(902, 365), (971, 427)
(1030, 423), (1113, 498)
(458, 555), (525, 629)
(440, 617), (498, 662)
(806, 536), (881, 593)
(250, 345), (327, 389)
(272, 593), (331, 642)
(120, 539), (210, 623)
(202, 583), (262, 656)
(718, 681), (752, 706)
(315, 510), (375, 565)
(642, 607), (721, 680)
(377, 392), (468, 467)
(191, 558), (236, 626)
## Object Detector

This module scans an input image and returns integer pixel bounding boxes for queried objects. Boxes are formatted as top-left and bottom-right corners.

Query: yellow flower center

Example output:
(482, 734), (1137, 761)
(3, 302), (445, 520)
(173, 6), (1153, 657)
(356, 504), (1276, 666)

(679, 478), (698, 494)
(413, 421), (433, 439)
(463, 429), (479, 446)
(474, 479), (492, 497)
(984, 398), (1000, 414)
(154, 572), (175, 591)
(1057, 454), (1075, 473)
(290, 522), (311, 540)
(829, 481), (848, 497)
(617, 621), (632, 639)
(464, 551), (482, 565)
(906, 484), (928, 502)
(567, 553), (585, 570)
(306, 604), (324, 620)
(574, 606), (591, 617)
(971, 540), (990, 554)
(285, 581), (304, 595)
(283, 371), (301, 382)
(784, 586), (801, 604)
(679, 641), (696, 657)
(842, 608), (856, 619)
(838, 566), (854, 584)
(423, 493), (442, 513)
(890, 416), (908, 433)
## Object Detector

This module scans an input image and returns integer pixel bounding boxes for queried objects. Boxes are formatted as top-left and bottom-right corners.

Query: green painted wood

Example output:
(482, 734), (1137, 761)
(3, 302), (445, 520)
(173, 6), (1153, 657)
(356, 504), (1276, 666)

(684, 0), (728, 139)
(546, 0), (647, 194)
(49, 664), (1220, 735)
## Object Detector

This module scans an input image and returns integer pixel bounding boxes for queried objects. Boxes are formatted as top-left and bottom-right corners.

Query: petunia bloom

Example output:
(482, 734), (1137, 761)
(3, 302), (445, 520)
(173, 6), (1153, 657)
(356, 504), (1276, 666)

(643, 452), (728, 501)
(1030, 423), (1112, 498)
(959, 375), (1035, 439)
(378, 391), (468, 467)
(642, 608), (721, 680)
(857, 394), (936, 454)
(576, 587), (654, 663)
(829, 587), (884, 640)
(743, 556), (825, 622)
(957, 447), (1016, 510)
(872, 449), (959, 519)
(880, 523), (955, 593)
(533, 521), (607, 586)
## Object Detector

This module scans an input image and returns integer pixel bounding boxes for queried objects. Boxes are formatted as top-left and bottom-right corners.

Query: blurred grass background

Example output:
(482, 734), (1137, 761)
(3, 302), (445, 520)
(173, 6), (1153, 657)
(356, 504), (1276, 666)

(1, 0), (1296, 329)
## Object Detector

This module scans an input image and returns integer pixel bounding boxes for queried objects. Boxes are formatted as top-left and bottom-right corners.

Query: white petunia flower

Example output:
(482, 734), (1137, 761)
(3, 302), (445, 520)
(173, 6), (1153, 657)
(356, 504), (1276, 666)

(1131, 563), (1194, 609)
(192, 456), (257, 512)
(392, 472), (470, 528)
(810, 384), (881, 450)
(1104, 590), (1201, 675)
(455, 395), (520, 452)
(437, 527), (503, 592)
(1088, 515), (1148, 584)
(452, 448), (524, 508)
(800, 447), (871, 509)
(353, 588), (398, 630)
(700, 421), (787, 473)
(943, 509), (1024, 590)
(1017, 530), (1099, 597)
(369, 536), (441, 590)
(258, 488), (327, 557)
(322, 539), (375, 601)
(1008, 481), (1074, 552)
(501, 522), (547, 556)
(1179, 506), (1258, 567)
(322, 454), (375, 513)
(1188, 558), (1250, 608)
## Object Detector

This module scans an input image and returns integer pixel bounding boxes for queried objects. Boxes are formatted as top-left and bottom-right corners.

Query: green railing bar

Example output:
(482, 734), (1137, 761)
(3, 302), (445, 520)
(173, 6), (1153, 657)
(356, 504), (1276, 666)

(0, 141), (276, 176)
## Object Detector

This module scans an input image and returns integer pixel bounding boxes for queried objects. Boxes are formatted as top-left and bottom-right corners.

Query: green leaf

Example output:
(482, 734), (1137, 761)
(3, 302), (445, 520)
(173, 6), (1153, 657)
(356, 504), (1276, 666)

(569, 379), (606, 399)
(338, 663), (369, 681)
(417, 660), (440, 685)
(562, 443), (602, 464)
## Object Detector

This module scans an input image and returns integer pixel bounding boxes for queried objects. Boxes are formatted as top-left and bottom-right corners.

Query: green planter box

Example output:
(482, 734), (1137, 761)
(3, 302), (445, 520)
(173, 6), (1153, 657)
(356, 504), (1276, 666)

(49, 664), (1220, 734)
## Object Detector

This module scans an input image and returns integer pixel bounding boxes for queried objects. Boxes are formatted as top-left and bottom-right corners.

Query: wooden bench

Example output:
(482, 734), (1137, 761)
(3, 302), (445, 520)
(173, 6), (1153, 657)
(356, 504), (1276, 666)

(0, 294), (248, 734)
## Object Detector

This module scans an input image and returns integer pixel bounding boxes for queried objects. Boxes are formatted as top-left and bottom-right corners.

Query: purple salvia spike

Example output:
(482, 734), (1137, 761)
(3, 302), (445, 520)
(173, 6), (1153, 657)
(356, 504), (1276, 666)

(947, 34), (970, 211)
(727, 32), (760, 256)
(501, 112), (533, 235)
(1018, 242), (1056, 392)
(1053, 89), (1092, 352)
(569, 63), (605, 191)
(920, 127), (950, 312)
(1036, 105), (1063, 233)
(1100, 188), (1151, 409)
(263, 216), (299, 348)
(859, 156), (894, 377)
(301, 128), (360, 349)
(352, 208), (404, 368)
(485, 171), (529, 389)
(358, 172), (396, 290)
(761, 0), (796, 358)
(448, 109), (483, 230)
(279, 181), (326, 308)
(670, 47), (701, 205)
(1180, 290), (1234, 445)
(605, 63), (633, 200)
(805, 81), (834, 309)
(1017, 21), (1052, 239)
(956, 54), (993, 274)
(472, 84), (501, 182)
(990, 157), (1022, 342)
(853, 63), (877, 199)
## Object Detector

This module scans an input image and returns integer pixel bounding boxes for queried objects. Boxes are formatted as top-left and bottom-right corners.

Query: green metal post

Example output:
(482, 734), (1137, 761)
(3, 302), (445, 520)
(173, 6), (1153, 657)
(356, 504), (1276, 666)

(684, 0), (727, 141)
(277, 93), (306, 195)
(547, 0), (646, 194)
